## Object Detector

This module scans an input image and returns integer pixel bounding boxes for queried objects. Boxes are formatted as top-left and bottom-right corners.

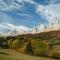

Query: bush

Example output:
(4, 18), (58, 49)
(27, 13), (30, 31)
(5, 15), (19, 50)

(12, 39), (20, 48)
(7, 39), (13, 48)
(31, 40), (50, 56)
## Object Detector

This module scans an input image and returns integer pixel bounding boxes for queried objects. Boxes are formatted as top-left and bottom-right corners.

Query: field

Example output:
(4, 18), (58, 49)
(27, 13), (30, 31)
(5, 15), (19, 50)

(0, 48), (58, 60)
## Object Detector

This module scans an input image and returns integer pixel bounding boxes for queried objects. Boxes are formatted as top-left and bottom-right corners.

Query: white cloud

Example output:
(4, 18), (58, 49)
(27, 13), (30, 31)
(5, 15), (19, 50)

(17, 0), (23, 2)
(0, 23), (16, 30)
(0, 0), (36, 11)
(0, 23), (8, 29)
(0, 0), (23, 11)
(5, 23), (17, 30)
(0, 12), (13, 22)
(36, 3), (60, 24)
(0, 23), (31, 33)
(17, 25), (31, 32)
(39, 24), (45, 30)
(48, 0), (60, 4)
(17, 0), (36, 4)
(14, 13), (32, 18)
(23, 0), (37, 4)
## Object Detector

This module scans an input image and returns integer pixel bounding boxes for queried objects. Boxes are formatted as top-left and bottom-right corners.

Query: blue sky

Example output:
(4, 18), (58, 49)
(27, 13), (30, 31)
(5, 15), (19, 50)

(0, 0), (60, 33)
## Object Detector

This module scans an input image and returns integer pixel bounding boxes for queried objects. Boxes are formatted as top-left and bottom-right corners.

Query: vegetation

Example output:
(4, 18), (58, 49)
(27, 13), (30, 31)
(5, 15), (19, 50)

(0, 49), (56, 60)
(0, 30), (60, 59)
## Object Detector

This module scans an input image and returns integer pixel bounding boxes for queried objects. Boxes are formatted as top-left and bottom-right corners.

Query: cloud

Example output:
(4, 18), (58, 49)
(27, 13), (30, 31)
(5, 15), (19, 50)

(0, 0), (23, 11)
(36, 2), (60, 24)
(17, 25), (31, 31)
(23, 0), (37, 4)
(17, 0), (36, 4)
(0, 12), (13, 22)
(48, 0), (60, 4)
(0, 23), (16, 30)
(0, 23), (8, 29)
(6, 23), (31, 31)
(0, 0), (36, 11)
(39, 24), (45, 30)
(5, 23), (17, 30)
(0, 23), (31, 33)
(14, 13), (33, 18)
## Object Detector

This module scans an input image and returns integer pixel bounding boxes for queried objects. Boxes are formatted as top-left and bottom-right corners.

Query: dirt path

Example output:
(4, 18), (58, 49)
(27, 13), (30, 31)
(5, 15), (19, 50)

(0, 49), (58, 60)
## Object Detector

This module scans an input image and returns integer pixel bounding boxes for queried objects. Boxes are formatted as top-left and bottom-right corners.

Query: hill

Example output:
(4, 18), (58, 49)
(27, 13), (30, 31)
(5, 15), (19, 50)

(0, 49), (57, 60)
(0, 30), (60, 59)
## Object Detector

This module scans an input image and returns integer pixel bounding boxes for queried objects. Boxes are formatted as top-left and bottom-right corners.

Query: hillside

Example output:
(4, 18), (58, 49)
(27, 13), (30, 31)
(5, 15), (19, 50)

(0, 30), (60, 59)
(0, 49), (57, 60)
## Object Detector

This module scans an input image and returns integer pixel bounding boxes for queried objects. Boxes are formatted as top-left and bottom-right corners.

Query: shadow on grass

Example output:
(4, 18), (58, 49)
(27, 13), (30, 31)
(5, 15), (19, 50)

(0, 52), (9, 55)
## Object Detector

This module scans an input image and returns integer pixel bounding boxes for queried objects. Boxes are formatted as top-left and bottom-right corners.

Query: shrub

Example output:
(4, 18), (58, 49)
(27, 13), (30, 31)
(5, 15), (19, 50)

(12, 39), (20, 48)
(7, 39), (13, 48)
(31, 40), (50, 56)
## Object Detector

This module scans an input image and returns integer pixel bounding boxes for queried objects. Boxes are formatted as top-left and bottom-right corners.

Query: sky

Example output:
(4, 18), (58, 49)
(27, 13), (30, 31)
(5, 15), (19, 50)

(0, 0), (60, 33)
